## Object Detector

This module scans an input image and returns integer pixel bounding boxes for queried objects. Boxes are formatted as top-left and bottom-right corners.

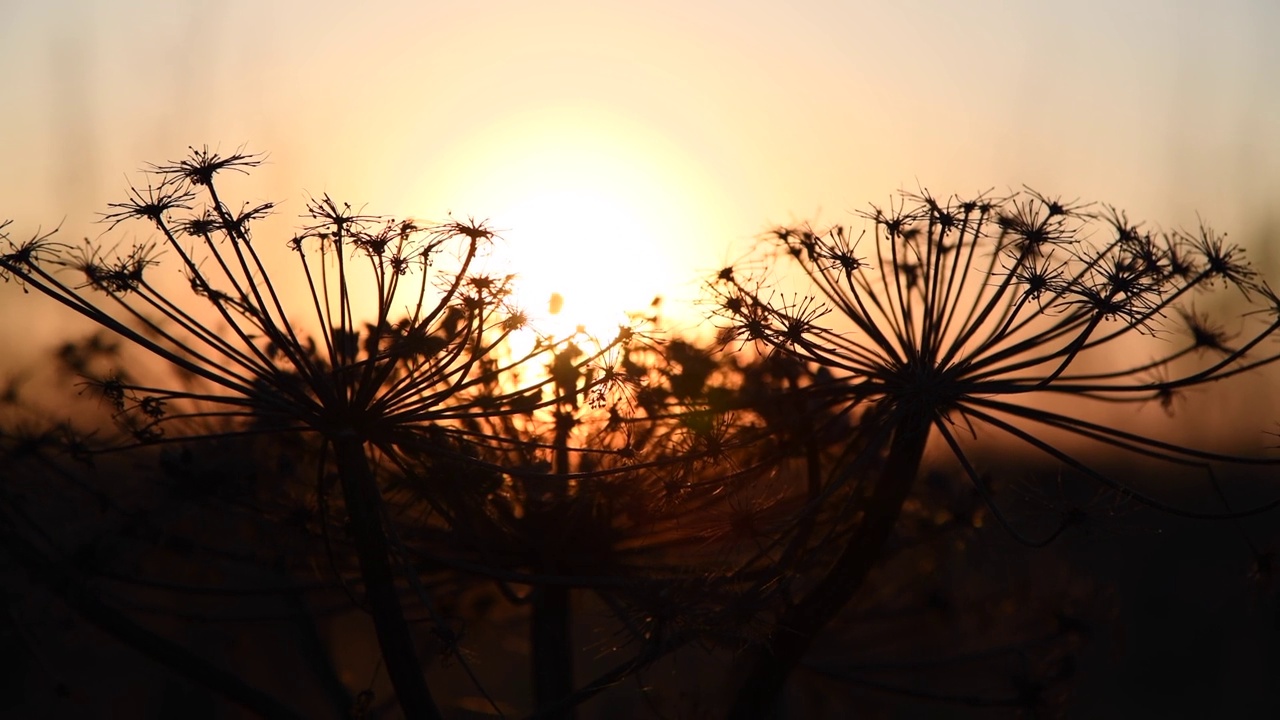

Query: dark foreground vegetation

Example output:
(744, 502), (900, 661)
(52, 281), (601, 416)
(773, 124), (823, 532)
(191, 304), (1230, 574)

(2, 148), (1279, 718)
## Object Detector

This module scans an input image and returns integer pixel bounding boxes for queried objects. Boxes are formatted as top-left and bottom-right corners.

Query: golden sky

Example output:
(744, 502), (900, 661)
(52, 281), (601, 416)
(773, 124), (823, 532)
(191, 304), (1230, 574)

(2, 0), (1279, 368)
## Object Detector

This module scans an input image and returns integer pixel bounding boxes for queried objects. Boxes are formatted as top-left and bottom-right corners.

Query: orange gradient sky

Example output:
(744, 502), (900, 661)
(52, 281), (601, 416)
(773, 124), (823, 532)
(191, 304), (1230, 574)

(2, 0), (1279, 386)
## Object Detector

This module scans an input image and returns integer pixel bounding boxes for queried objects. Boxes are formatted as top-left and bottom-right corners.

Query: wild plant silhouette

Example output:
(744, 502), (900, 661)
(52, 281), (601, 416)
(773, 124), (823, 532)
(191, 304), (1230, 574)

(711, 188), (1280, 717)
(0, 148), (819, 719)
(0, 147), (644, 719)
(3, 159), (1280, 718)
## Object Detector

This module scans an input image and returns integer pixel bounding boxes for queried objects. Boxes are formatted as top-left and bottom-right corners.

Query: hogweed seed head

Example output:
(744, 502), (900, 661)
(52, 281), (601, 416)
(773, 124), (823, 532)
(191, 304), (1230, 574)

(711, 188), (1280, 542)
(0, 148), (630, 471)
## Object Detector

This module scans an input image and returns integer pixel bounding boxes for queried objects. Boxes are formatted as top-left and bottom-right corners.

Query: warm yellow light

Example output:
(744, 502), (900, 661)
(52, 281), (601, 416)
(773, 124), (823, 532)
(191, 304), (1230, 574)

(411, 104), (726, 343)
(496, 183), (664, 341)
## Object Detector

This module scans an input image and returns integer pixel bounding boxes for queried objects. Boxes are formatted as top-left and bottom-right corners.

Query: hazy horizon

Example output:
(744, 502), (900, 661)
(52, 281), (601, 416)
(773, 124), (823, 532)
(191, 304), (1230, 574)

(3, 0), (1279, 434)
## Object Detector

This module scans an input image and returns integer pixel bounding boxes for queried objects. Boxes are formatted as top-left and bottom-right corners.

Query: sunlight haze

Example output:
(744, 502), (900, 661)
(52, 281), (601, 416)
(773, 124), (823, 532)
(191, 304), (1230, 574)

(5, 4), (1280, 716)
(2, 0), (1279, 385)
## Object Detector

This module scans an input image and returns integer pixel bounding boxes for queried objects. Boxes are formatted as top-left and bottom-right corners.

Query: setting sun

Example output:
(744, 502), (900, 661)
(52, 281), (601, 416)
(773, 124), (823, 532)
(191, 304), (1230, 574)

(4, 2), (1280, 717)
(414, 105), (724, 340)
(496, 183), (666, 338)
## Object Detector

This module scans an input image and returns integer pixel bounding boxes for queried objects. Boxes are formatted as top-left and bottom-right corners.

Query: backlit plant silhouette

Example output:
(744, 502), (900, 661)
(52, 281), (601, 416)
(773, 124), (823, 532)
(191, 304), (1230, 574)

(7, 151), (1280, 717)
(711, 189), (1280, 717)
(386, 326), (813, 718)
(0, 147), (637, 719)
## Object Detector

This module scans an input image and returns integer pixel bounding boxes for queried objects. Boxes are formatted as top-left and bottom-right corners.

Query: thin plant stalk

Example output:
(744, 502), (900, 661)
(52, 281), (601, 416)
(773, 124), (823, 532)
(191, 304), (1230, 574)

(333, 434), (442, 720)
(0, 147), (636, 718)
(531, 376), (579, 719)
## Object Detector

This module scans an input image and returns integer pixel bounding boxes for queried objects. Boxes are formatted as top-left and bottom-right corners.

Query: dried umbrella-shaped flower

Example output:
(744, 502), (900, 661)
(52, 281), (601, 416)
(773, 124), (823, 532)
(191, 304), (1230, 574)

(0, 147), (632, 720)
(711, 189), (1280, 717)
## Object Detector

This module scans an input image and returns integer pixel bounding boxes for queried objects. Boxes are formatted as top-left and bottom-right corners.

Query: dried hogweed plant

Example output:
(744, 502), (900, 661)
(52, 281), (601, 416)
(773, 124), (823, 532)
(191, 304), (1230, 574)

(0, 147), (637, 719)
(395, 331), (803, 717)
(710, 189), (1280, 717)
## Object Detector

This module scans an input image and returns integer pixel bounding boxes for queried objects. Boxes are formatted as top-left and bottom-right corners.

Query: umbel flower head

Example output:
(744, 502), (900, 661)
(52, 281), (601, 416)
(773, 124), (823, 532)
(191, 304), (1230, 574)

(714, 189), (1280, 718)
(1, 147), (630, 453)
(714, 188), (1280, 531)
(0, 146), (633, 719)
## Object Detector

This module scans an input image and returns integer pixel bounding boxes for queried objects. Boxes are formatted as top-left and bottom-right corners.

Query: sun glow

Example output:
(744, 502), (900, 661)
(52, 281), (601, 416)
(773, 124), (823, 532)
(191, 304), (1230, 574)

(411, 106), (725, 343)
(495, 184), (665, 341)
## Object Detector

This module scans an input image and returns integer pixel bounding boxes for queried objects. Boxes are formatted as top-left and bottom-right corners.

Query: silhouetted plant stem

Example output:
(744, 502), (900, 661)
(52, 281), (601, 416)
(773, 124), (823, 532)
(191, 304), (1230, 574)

(729, 412), (930, 720)
(333, 435), (443, 720)
(532, 583), (574, 718)
(774, 388), (826, 576)
(532, 416), (576, 719)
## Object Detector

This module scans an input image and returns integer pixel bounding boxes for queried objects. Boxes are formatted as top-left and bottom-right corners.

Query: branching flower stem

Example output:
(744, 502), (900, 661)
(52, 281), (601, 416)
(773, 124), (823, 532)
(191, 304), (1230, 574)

(1, 147), (637, 718)
(333, 434), (442, 720)
(711, 189), (1280, 717)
